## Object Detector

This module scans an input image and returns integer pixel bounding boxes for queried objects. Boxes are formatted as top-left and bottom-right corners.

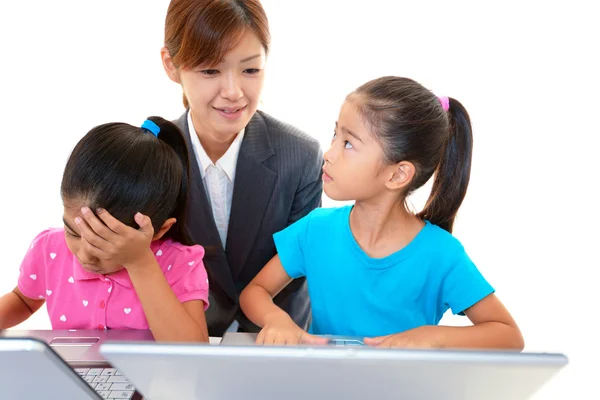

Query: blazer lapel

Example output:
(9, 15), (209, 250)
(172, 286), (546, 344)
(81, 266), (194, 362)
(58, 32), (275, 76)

(174, 112), (237, 300)
(227, 112), (277, 278)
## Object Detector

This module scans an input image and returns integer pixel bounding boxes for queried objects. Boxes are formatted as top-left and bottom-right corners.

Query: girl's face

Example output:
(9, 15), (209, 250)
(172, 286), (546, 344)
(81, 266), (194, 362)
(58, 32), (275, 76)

(323, 100), (397, 202)
(62, 199), (124, 275)
(163, 30), (266, 141)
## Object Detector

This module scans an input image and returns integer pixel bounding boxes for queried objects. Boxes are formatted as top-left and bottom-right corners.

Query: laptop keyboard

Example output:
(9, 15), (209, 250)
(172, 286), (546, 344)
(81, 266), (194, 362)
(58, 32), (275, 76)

(75, 367), (136, 399)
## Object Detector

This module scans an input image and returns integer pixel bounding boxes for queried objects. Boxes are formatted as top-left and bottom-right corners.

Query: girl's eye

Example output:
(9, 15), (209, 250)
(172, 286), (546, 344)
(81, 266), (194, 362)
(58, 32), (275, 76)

(64, 230), (79, 238)
(344, 141), (353, 149)
(244, 68), (260, 74)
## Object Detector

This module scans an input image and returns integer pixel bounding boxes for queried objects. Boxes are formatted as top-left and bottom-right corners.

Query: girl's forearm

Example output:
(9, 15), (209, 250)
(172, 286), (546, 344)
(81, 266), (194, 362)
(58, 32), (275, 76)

(0, 290), (37, 329)
(127, 256), (208, 342)
(240, 284), (289, 327)
(429, 322), (524, 350)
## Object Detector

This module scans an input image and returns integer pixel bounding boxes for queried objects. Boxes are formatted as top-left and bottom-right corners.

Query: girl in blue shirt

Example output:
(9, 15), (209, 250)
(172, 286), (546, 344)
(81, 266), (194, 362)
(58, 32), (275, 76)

(240, 77), (524, 350)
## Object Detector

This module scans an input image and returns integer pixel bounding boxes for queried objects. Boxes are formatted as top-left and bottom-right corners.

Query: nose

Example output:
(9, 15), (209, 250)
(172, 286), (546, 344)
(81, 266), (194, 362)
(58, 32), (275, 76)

(77, 248), (98, 266)
(220, 72), (243, 101)
(324, 142), (337, 165)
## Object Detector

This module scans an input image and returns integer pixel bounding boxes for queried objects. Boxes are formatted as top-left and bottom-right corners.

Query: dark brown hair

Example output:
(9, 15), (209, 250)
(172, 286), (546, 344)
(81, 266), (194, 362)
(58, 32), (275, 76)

(61, 117), (193, 245)
(350, 77), (473, 233)
(164, 0), (270, 107)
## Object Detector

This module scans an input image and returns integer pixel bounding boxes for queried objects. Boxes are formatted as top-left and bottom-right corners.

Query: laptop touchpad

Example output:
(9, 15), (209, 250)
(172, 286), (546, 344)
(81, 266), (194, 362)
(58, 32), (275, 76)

(49, 337), (99, 360)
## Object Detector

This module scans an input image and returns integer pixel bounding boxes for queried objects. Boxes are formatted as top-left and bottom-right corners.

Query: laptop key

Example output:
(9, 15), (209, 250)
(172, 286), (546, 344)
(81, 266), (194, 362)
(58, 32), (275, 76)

(101, 368), (117, 376)
(93, 375), (109, 383)
(95, 383), (112, 391)
(109, 383), (135, 391)
(108, 390), (134, 399)
(107, 376), (129, 383)
(74, 368), (90, 376)
(88, 368), (103, 376)
(97, 390), (111, 399)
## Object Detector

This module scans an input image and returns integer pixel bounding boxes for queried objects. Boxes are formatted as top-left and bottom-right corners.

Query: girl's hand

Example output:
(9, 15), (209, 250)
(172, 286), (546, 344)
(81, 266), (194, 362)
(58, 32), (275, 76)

(77, 207), (155, 271)
(363, 326), (440, 349)
(256, 312), (328, 346)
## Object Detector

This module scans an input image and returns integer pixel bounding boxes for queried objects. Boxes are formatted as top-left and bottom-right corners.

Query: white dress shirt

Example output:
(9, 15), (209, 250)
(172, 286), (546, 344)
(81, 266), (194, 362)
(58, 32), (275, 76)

(187, 112), (245, 249)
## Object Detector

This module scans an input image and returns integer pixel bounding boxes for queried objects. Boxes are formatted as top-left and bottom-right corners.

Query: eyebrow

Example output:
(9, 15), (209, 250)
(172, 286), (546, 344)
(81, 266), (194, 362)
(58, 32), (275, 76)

(240, 54), (262, 63)
(62, 218), (79, 236)
(336, 122), (363, 143)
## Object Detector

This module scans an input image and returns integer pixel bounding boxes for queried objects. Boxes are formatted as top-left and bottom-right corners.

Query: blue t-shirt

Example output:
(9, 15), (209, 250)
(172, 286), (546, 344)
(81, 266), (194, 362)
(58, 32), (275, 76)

(273, 206), (494, 338)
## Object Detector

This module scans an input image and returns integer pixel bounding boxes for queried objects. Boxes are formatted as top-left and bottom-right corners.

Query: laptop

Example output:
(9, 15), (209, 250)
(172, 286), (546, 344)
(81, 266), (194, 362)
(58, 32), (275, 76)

(101, 341), (568, 400)
(221, 331), (366, 346)
(0, 337), (103, 399)
(1, 330), (152, 399)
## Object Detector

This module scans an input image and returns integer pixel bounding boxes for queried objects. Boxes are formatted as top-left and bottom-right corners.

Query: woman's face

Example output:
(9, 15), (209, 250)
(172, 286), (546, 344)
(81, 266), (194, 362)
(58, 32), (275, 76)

(163, 30), (266, 141)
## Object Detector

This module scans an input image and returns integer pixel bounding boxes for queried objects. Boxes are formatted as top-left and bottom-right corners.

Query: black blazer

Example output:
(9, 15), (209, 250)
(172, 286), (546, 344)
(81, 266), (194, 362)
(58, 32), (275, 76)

(175, 110), (323, 336)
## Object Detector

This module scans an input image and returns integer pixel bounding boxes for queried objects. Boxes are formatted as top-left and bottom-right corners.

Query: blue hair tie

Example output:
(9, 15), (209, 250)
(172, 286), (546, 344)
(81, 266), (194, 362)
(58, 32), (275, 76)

(141, 120), (160, 137)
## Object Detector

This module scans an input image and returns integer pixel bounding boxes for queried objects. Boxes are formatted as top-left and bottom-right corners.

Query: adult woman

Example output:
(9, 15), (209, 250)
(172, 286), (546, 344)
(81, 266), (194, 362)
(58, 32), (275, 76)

(161, 0), (323, 336)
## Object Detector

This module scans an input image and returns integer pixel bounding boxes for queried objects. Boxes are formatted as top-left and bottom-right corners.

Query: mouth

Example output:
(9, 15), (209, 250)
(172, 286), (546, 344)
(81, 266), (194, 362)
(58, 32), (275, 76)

(214, 105), (247, 120)
(81, 263), (103, 273)
(322, 167), (333, 182)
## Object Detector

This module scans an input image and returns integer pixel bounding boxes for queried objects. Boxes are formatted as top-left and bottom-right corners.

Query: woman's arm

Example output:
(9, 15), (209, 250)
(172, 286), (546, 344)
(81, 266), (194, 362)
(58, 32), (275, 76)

(364, 294), (524, 350)
(0, 287), (45, 329)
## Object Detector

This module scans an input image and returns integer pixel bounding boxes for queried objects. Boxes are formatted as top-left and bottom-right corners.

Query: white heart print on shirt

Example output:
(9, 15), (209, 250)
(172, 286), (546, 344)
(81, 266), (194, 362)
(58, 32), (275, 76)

(68, 276), (74, 284)
(124, 308), (132, 314)
(83, 300), (88, 307)
(29, 274), (37, 280)
(46, 290), (52, 296)
(156, 249), (163, 256)
(50, 253), (57, 260)
(60, 315), (67, 322)
(167, 265), (172, 271)
(188, 261), (195, 266)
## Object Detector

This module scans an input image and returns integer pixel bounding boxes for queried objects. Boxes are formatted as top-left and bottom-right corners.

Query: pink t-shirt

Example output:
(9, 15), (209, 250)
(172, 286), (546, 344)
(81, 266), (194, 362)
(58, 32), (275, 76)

(18, 228), (209, 330)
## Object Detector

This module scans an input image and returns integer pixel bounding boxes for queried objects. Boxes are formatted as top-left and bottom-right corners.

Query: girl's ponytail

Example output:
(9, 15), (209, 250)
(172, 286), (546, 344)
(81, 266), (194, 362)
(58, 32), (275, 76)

(147, 116), (194, 245)
(416, 98), (473, 233)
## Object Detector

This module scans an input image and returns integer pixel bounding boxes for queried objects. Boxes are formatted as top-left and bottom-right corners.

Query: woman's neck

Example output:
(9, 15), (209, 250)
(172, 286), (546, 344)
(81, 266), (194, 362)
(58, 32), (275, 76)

(350, 198), (424, 258)
(191, 115), (239, 164)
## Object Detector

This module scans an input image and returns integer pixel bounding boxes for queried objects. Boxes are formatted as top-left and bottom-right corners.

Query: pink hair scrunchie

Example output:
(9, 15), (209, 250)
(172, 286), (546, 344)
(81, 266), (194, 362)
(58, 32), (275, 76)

(438, 96), (450, 111)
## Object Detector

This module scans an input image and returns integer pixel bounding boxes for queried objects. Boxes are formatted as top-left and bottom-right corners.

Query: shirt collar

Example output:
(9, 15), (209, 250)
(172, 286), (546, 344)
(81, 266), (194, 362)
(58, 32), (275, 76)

(187, 110), (245, 182)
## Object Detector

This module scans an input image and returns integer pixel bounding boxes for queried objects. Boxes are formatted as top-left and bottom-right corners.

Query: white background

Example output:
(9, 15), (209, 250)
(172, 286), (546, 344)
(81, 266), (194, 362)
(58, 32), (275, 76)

(0, 1), (597, 398)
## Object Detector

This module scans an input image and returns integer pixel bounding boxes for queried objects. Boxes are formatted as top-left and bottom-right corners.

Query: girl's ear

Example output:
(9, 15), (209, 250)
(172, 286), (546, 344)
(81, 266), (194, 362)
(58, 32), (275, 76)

(384, 161), (415, 191)
(153, 218), (176, 240)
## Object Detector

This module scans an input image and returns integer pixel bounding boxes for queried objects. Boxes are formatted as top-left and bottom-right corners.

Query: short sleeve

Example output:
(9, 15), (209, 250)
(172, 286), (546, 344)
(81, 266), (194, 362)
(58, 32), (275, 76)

(17, 230), (51, 300)
(273, 213), (312, 279)
(440, 248), (495, 315)
(169, 245), (210, 310)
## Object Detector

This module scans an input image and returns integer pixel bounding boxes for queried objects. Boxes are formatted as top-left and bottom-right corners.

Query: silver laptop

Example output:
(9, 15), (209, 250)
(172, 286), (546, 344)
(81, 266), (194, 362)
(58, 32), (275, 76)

(101, 341), (568, 400)
(221, 331), (366, 346)
(1, 330), (152, 399)
(0, 337), (102, 399)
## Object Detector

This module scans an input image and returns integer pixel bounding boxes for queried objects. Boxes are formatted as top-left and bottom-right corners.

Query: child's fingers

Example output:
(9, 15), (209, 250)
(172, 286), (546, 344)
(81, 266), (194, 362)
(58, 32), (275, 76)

(300, 333), (329, 346)
(75, 216), (111, 253)
(134, 213), (154, 236)
(95, 208), (131, 236)
(363, 335), (388, 346)
(81, 236), (109, 260)
(80, 207), (119, 242)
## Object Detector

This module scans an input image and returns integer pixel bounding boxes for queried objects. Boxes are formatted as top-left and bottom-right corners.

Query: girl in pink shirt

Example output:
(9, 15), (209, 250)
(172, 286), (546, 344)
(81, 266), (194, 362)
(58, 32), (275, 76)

(0, 117), (210, 342)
